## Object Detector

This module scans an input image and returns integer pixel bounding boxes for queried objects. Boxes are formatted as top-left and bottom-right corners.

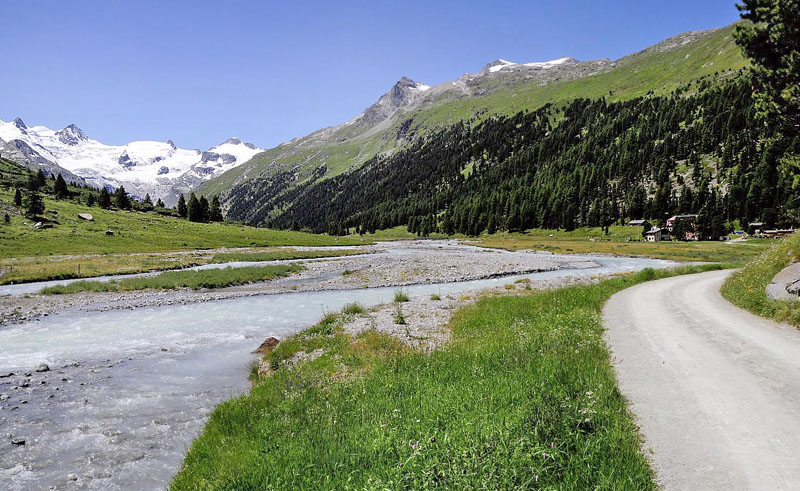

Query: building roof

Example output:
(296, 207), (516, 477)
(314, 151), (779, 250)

(628, 219), (648, 225)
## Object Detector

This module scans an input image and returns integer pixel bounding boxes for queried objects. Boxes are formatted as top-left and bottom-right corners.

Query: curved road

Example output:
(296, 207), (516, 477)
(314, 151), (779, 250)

(604, 269), (800, 490)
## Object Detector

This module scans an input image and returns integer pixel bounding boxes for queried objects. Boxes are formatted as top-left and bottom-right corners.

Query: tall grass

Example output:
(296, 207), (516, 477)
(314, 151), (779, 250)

(721, 233), (800, 326)
(171, 264), (722, 489)
(40, 264), (303, 294)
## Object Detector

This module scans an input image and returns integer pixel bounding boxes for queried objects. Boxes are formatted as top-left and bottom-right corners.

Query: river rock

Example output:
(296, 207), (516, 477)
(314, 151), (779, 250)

(35, 363), (50, 372)
(0, 372), (13, 378)
(254, 336), (280, 353)
(11, 437), (25, 445)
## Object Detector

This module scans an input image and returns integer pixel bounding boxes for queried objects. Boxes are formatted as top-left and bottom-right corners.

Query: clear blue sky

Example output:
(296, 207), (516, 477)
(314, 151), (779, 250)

(1, 0), (741, 150)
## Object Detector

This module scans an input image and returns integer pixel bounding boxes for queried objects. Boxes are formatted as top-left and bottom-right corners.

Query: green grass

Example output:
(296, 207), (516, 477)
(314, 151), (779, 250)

(469, 227), (770, 263)
(394, 289), (410, 303)
(40, 264), (303, 294)
(721, 233), (800, 326)
(171, 263), (723, 489)
(0, 247), (363, 285)
(0, 188), (367, 259)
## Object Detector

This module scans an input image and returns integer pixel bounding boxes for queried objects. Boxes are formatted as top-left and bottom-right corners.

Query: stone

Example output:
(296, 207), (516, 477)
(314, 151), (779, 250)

(11, 437), (25, 445)
(254, 336), (280, 353)
(35, 363), (50, 372)
(77, 213), (94, 221)
(105, 230), (114, 236)
(68, 473), (78, 481)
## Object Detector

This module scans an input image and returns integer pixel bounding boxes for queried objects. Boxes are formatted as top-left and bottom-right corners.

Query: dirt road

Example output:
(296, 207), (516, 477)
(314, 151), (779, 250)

(603, 269), (800, 490)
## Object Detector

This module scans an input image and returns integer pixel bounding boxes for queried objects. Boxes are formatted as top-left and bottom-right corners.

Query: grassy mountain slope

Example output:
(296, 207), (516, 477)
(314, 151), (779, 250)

(199, 24), (747, 212)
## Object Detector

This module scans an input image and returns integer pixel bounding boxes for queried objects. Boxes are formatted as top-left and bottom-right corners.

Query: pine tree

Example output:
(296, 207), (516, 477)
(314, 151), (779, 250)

(13, 188), (22, 207)
(209, 195), (223, 221)
(177, 195), (188, 218)
(156, 198), (165, 208)
(143, 193), (153, 208)
(87, 193), (96, 207)
(735, 0), (800, 136)
(187, 193), (203, 222)
(25, 191), (44, 218)
(36, 169), (46, 188)
(199, 195), (210, 222)
(99, 187), (112, 209)
(114, 186), (131, 209)
(54, 173), (68, 199)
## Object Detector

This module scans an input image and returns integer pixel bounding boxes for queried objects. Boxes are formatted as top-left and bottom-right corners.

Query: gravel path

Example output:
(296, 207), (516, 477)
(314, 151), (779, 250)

(604, 270), (800, 490)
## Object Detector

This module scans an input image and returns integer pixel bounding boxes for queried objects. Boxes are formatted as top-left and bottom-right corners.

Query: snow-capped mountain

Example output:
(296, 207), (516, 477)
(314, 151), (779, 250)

(0, 117), (263, 206)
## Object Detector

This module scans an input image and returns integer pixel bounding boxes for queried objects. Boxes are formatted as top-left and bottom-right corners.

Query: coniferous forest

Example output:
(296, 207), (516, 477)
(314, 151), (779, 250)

(224, 74), (798, 237)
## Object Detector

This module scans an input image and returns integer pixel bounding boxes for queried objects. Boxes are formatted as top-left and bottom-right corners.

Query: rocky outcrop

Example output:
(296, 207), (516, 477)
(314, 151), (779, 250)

(766, 262), (800, 301)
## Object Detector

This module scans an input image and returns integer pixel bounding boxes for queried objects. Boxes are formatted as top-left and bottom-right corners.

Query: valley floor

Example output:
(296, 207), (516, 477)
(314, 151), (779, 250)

(0, 240), (588, 325)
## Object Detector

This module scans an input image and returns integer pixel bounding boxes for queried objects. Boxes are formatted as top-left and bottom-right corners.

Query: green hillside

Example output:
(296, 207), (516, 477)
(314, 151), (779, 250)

(199, 24), (747, 209)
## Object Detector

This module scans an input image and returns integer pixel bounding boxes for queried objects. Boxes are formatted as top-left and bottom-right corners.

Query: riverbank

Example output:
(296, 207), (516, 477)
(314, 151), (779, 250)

(1, 249), (676, 490)
(0, 241), (586, 325)
(172, 264), (724, 489)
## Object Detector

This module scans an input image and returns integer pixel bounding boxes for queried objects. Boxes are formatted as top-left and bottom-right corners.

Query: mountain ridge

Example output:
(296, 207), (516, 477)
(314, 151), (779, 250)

(0, 119), (263, 205)
(202, 23), (747, 224)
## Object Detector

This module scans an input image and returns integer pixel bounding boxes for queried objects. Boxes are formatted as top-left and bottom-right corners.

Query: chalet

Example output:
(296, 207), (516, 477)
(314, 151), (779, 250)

(645, 228), (664, 242)
(628, 219), (650, 227)
(667, 214), (698, 240)
(666, 214), (698, 230)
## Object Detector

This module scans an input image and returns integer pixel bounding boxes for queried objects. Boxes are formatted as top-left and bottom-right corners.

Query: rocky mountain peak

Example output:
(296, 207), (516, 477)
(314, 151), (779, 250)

(56, 124), (87, 145)
(12, 117), (27, 131)
(360, 77), (430, 127)
(223, 137), (242, 145)
(167, 139), (177, 150)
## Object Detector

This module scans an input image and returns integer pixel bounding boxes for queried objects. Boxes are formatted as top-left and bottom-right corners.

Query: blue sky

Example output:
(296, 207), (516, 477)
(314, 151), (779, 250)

(1, 0), (740, 150)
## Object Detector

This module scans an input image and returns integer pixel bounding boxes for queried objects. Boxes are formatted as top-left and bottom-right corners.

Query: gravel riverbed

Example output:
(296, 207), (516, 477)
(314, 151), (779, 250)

(0, 241), (592, 326)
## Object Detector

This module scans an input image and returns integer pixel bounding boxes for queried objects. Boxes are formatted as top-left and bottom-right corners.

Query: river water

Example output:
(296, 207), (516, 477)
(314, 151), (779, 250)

(0, 251), (673, 490)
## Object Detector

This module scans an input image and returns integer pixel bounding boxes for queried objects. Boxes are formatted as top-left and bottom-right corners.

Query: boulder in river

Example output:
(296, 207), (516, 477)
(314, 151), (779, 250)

(35, 363), (50, 372)
(11, 437), (25, 445)
(254, 336), (280, 353)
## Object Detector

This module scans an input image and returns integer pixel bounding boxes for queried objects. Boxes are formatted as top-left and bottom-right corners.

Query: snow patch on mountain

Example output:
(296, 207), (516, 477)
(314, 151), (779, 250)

(0, 118), (263, 204)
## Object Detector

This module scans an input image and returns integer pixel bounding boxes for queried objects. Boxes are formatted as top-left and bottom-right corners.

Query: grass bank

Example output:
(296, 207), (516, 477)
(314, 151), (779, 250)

(40, 264), (303, 294)
(721, 233), (800, 327)
(172, 263), (723, 489)
(0, 247), (361, 285)
(470, 228), (770, 263)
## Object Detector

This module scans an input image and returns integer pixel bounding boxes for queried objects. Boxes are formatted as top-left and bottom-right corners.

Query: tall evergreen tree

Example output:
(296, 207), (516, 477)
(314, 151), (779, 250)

(25, 191), (44, 218)
(187, 193), (204, 222)
(209, 195), (223, 221)
(735, 0), (800, 136)
(177, 194), (188, 218)
(54, 173), (68, 199)
(114, 186), (131, 209)
(99, 187), (112, 209)
(35, 169), (46, 188)
(199, 195), (210, 222)
(13, 188), (22, 207)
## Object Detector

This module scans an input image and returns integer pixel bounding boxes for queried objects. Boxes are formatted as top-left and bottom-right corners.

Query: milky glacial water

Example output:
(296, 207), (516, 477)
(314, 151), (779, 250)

(0, 253), (674, 490)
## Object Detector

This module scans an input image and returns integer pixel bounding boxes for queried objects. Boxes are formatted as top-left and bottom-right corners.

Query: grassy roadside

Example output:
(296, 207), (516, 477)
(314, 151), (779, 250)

(172, 263), (723, 489)
(721, 233), (800, 327)
(40, 264), (303, 294)
(0, 248), (361, 285)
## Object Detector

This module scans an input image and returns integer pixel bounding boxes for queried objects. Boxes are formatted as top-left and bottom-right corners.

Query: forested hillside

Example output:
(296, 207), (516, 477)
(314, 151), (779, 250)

(228, 73), (798, 236)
